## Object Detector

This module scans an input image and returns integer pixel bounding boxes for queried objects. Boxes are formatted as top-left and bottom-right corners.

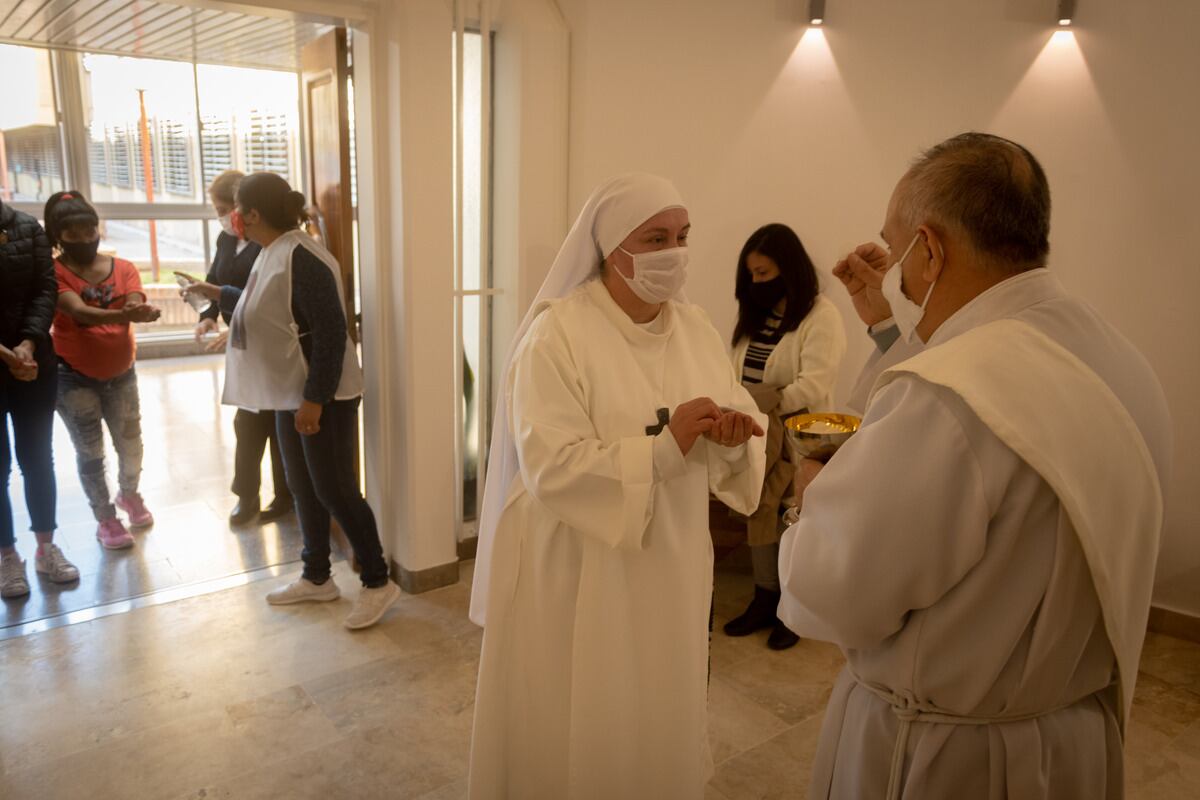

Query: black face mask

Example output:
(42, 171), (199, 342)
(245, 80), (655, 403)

(747, 276), (786, 310)
(60, 239), (100, 266)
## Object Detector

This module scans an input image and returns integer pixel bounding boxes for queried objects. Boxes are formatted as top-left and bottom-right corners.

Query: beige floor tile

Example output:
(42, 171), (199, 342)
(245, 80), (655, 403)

(2, 685), (341, 800)
(708, 715), (823, 800)
(708, 675), (792, 765)
(0, 568), (401, 775)
(181, 723), (463, 800)
(717, 638), (843, 725)
(1132, 672), (1200, 739)
(413, 777), (469, 800)
(1139, 632), (1200, 694)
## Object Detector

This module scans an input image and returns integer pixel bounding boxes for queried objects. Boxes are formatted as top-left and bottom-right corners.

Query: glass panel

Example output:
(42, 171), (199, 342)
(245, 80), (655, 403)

(195, 64), (300, 191)
(0, 44), (64, 202)
(81, 54), (201, 204)
(96, 218), (209, 336)
(462, 32), (483, 293)
(463, 294), (481, 521)
(457, 32), (487, 523)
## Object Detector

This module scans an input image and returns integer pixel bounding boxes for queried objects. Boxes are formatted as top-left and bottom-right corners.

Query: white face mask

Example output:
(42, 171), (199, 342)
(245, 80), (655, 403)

(881, 234), (937, 343)
(218, 213), (237, 238)
(615, 245), (689, 304)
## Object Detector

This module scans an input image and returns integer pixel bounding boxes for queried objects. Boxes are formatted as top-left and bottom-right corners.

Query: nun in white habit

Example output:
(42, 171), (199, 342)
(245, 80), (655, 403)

(468, 174), (768, 800)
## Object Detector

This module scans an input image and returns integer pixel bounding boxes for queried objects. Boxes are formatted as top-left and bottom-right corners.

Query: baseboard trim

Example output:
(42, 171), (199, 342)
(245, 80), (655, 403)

(1148, 605), (1200, 644)
(390, 558), (459, 594)
(457, 536), (478, 561)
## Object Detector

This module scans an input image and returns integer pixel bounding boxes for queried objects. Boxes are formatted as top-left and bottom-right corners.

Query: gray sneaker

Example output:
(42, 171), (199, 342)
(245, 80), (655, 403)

(35, 543), (80, 583)
(1, 555), (30, 599)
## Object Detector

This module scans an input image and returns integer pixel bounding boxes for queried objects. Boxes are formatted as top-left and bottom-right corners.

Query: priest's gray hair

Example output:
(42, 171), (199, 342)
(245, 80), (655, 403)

(899, 132), (1051, 273)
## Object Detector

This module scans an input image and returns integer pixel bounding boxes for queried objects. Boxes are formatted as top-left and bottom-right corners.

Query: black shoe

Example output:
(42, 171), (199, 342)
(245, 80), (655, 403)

(229, 497), (261, 526)
(767, 619), (800, 650)
(723, 585), (781, 637)
(258, 496), (294, 523)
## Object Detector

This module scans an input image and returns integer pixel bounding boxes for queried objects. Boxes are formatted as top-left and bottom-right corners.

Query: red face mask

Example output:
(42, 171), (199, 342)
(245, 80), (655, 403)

(230, 209), (246, 240)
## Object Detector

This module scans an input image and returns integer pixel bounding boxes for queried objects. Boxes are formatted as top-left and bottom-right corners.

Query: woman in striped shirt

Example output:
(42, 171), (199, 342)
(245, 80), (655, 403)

(724, 223), (846, 649)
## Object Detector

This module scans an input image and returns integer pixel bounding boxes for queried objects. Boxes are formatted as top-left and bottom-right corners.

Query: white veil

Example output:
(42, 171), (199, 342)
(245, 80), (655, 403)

(469, 173), (686, 626)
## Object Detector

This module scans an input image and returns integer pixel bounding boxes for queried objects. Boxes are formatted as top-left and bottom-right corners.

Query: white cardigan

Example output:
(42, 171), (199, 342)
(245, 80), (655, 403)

(731, 293), (847, 416)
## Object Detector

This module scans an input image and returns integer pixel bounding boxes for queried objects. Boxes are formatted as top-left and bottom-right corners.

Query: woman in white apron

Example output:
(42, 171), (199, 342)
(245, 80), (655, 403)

(186, 172), (398, 630)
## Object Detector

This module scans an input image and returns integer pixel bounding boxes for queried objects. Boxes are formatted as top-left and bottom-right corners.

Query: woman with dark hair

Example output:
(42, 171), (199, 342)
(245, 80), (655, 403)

(1, 198), (78, 597)
(190, 169), (291, 527)
(185, 172), (396, 630)
(45, 191), (161, 550)
(723, 222), (845, 649)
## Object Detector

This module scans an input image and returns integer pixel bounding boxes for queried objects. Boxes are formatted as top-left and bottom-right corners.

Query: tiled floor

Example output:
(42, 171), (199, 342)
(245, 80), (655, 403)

(3, 356), (305, 631)
(1, 547), (1198, 799)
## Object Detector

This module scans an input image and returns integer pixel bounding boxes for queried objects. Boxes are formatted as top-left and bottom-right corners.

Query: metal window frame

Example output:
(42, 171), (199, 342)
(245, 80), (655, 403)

(8, 41), (313, 274)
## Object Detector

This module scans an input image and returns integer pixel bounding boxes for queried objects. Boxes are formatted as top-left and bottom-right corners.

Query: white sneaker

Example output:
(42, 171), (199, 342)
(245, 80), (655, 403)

(1, 555), (30, 599)
(266, 577), (340, 605)
(343, 581), (401, 630)
(35, 543), (80, 583)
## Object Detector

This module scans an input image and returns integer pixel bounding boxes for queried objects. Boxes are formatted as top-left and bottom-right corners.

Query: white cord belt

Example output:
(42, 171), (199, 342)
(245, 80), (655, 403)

(850, 674), (1084, 800)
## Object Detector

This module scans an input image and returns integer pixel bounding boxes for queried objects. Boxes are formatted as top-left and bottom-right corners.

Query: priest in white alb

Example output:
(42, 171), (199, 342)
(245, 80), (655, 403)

(779, 133), (1172, 799)
(468, 174), (768, 799)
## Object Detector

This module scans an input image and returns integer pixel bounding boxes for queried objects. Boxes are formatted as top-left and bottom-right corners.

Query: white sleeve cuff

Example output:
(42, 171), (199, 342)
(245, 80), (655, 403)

(652, 431), (689, 481)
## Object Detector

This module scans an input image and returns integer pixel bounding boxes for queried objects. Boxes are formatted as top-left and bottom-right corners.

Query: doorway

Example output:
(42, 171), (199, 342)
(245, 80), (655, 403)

(0, 1), (362, 638)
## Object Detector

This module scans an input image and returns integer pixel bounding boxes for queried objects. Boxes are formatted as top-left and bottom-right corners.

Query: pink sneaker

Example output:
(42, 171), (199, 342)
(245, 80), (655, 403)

(96, 518), (135, 550)
(116, 492), (154, 529)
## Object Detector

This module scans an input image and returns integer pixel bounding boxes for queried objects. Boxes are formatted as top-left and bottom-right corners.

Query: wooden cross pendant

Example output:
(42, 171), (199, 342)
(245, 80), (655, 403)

(645, 407), (670, 436)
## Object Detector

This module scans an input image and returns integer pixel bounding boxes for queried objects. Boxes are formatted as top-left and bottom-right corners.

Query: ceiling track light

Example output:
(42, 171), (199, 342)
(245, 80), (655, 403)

(1057, 0), (1076, 26)
(808, 0), (825, 26)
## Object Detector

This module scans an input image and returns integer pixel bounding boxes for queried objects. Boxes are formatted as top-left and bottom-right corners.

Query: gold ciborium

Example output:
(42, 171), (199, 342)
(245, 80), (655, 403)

(784, 412), (861, 461)
(781, 412), (862, 527)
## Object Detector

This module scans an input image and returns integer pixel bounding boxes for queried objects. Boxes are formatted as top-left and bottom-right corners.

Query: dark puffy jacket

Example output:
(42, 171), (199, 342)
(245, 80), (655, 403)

(0, 202), (57, 366)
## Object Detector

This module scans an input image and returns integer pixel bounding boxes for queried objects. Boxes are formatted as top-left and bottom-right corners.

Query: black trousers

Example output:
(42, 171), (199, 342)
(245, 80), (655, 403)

(231, 408), (291, 504)
(275, 398), (388, 588)
(1, 365), (57, 547)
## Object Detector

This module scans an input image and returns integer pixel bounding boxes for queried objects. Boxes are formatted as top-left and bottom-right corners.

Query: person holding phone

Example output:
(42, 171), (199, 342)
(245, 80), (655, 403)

(190, 170), (291, 527)
(45, 191), (161, 550)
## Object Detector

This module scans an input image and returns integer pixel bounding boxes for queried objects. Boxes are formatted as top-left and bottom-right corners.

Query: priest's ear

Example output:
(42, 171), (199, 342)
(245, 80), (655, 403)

(916, 224), (947, 283)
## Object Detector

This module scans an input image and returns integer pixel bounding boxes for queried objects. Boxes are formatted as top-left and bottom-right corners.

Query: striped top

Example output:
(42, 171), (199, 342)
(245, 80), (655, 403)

(741, 309), (785, 386)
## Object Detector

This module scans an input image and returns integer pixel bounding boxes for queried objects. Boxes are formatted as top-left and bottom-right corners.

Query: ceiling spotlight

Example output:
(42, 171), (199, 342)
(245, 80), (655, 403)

(808, 0), (826, 26)
(1057, 0), (1076, 26)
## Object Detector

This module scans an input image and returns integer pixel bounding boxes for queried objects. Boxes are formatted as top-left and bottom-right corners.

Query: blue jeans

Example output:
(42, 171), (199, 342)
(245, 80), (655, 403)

(56, 363), (143, 523)
(275, 398), (389, 588)
(1, 366), (57, 547)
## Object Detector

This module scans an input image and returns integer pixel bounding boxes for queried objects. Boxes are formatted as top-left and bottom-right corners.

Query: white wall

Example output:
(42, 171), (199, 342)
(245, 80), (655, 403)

(541, 0), (1199, 613)
(353, 0), (459, 581)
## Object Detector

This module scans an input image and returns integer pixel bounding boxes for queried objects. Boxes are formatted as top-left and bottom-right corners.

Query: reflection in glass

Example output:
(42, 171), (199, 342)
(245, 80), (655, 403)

(82, 54), (201, 205)
(0, 45), (64, 202)
(197, 63), (300, 189)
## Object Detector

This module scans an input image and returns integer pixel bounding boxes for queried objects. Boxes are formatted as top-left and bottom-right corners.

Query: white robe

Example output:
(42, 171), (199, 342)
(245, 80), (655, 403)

(468, 280), (766, 800)
(779, 269), (1171, 800)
